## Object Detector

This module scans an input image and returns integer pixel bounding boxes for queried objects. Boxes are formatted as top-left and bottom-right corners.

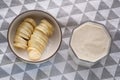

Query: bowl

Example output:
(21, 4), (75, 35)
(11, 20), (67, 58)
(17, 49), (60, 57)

(7, 10), (62, 63)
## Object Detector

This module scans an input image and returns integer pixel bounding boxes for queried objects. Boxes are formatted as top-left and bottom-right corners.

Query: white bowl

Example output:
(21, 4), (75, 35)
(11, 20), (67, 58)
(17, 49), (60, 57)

(7, 10), (62, 63)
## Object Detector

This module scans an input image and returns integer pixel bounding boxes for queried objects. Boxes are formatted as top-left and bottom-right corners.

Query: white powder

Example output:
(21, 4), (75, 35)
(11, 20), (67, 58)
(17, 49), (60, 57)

(71, 22), (111, 62)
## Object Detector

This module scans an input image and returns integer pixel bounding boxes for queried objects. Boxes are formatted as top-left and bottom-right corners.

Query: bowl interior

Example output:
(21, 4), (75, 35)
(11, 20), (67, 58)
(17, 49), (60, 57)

(8, 10), (61, 62)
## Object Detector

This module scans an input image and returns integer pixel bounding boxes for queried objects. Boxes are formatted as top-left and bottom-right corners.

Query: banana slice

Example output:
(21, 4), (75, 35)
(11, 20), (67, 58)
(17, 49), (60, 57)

(33, 30), (48, 43)
(17, 27), (31, 38)
(28, 39), (45, 50)
(13, 43), (27, 49)
(16, 31), (29, 40)
(41, 19), (53, 31)
(24, 18), (36, 27)
(14, 35), (27, 44)
(37, 23), (53, 37)
(28, 49), (41, 61)
(19, 22), (33, 35)
(30, 35), (47, 46)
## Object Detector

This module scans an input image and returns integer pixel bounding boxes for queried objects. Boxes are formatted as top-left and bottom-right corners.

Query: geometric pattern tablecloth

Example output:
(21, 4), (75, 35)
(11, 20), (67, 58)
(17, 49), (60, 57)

(0, 0), (120, 80)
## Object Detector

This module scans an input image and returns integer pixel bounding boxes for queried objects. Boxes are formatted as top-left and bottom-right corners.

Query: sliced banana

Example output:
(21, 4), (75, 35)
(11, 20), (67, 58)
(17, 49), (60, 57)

(41, 19), (53, 30)
(24, 18), (36, 27)
(14, 18), (36, 49)
(14, 35), (27, 44)
(14, 18), (54, 61)
(28, 49), (41, 61)
(16, 31), (29, 40)
(13, 43), (27, 49)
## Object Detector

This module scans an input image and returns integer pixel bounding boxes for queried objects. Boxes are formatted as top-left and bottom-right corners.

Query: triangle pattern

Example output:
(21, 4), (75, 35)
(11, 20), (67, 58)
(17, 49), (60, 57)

(111, 0), (120, 8)
(115, 65), (120, 77)
(106, 65), (117, 76)
(78, 70), (89, 80)
(5, 9), (16, 18)
(64, 72), (76, 80)
(39, 64), (52, 77)
(1, 59), (13, 75)
(57, 8), (69, 18)
(11, 64), (23, 74)
(89, 0), (100, 10)
(95, 12), (105, 21)
(108, 18), (119, 29)
(105, 21), (117, 31)
(38, 0), (50, 9)
(71, 5), (82, 15)
(0, 33), (7, 43)
(24, 3), (36, 10)
(1, 76), (10, 80)
(63, 28), (71, 38)
(92, 62), (103, 68)
(85, 2), (96, 12)
(24, 0), (35, 4)
(99, 9), (110, 19)
(10, 5), (22, 15)
(61, 0), (72, 6)
(112, 7), (120, 17)
(36, 69), (48, 79)
(50, 75), (62, 80)
(101, 68), (113, 79)
(25, 64), (37, 71)
(0, 21), (9, 30)
(54, 53), (65, 63)
(81, 14), (90, 23)
(105, 55), (117, 66)
(71, 14), (83, 24)
(0, 0), (8, 9)
(74, 72), (83, 80)
(67, 17), (78, 26)
(62, 5), (73, 15)
(1, 55), (13, 66)
(114, 30), (120, 41)
(102, 0), (113, 8)
(50, 65), (61, 76)
(0, 43), (8, 54)
(23, 73), (33, 80)
(52, 0), (63, 6)
(20, 6), (28, 13)
(75, 2), (87, 12)
(12, 72), (24, 80)
(108, 10), (119, 20)
(0, 0), (120, 80)
(10, 0), (22, 7)
(59, 41), (69, 50)
(15, 62), (26, 71)
(75, 0), (86, 3)
(63, 62), (75, 73)
(91, 67), (103, 79)
(35, 3), (44, 10)
(26, 69), (38, 80)
(54, 62), (66, 73)
(87, 70), (99, 80)
(85, 11), (97, 20)
(61, 76), (68, 80)
(0, 67), (9, 78)
(98, 1), (109, 10)
(48, 0), (59, 9)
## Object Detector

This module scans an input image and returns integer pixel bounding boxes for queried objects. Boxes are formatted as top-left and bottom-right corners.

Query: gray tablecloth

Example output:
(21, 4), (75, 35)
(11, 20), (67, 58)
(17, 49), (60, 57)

(0, 0), (120, 80)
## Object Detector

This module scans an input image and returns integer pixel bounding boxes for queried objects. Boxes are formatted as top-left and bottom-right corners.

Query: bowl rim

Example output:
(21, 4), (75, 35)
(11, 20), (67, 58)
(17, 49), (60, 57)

(69, 21), (112, 63)
(7, 10), (62, 63)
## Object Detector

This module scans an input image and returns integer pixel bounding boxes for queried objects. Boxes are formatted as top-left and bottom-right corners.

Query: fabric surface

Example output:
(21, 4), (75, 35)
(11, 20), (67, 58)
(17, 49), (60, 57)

(0, 0), (120, 80)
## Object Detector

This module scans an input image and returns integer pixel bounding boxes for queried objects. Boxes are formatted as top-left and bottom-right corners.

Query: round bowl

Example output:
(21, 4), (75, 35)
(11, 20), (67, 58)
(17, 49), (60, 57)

(7, 10), (62, 63)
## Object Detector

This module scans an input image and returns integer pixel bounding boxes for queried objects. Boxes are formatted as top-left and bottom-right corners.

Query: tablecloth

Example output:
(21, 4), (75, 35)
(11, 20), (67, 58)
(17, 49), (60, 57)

(0, 0), (120, 80)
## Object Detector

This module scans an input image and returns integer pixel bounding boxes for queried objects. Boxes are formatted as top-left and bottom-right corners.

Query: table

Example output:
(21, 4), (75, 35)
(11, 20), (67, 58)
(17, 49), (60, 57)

(0, 0), (120, 80)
